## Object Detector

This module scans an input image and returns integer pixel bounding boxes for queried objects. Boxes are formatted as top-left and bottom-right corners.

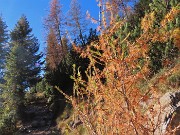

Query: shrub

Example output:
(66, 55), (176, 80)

(60, 3), (180, 135)
(0, 111), (17, 135)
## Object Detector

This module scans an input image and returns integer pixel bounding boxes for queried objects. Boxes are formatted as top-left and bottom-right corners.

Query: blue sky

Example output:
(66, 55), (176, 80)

(0, 0), (99, 52)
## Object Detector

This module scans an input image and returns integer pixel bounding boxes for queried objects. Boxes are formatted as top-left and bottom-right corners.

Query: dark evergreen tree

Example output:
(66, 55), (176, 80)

(0, 16), (8, 84)
(8, 15), (43, 88)
(46, 35), (73, 93)
(45, 35), (73, 119)
(70, 28), (99, 80)
(3, 15), (43, 119)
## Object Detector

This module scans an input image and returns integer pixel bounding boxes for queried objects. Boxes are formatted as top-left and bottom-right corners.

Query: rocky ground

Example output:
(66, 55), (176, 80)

(152, 91), (180, 135)
(15, 90), (180, 135)
(16, 96), (60, 135)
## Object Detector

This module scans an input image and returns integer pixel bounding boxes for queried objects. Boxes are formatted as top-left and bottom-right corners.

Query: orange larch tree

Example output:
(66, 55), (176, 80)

(45, 0), (65, 70)
(67, 0), (88, 46)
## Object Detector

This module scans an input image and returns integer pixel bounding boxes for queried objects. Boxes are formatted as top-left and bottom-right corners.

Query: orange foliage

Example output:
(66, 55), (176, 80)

(62, 21), (154, 134)
(46, 28), (63, 70)
(96, 0), (130, 30)
(60, 2), (180, 135)
(45, 0), (65, 70)
(141, 4), (180, 46)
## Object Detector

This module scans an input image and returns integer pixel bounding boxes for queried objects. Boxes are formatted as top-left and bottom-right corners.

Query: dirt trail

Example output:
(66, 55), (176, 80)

(17, 97), (60, 135)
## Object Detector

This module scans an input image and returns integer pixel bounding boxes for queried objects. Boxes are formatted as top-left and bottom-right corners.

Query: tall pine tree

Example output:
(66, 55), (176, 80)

(6, 15), (43, 90)
(0, 16), (8, 84)
(3, 15), (43, 119)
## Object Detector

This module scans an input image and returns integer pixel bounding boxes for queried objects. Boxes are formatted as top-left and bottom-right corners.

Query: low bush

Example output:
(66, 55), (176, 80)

(0, 111), (17, 135)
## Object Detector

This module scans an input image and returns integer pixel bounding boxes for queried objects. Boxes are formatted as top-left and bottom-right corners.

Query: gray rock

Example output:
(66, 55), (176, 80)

(152, 91), (180, 135)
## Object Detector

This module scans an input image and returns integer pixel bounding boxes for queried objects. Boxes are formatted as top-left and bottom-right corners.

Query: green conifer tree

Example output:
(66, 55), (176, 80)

(127, 0), (179, 75)
(127, 0), (152, 40)
(148, 0), (179, 75)
(3, 15), (43, 119)
(0, 16), (8, 84)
